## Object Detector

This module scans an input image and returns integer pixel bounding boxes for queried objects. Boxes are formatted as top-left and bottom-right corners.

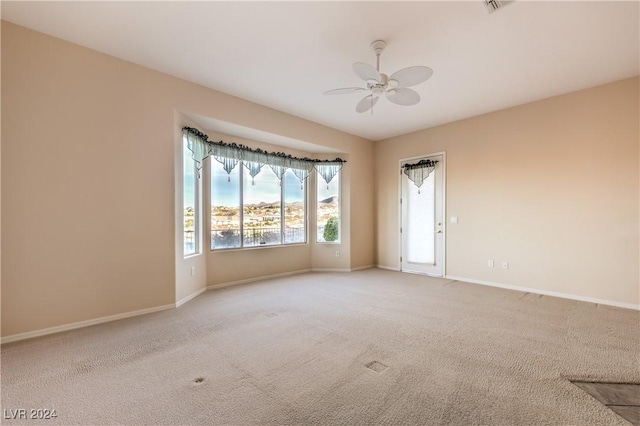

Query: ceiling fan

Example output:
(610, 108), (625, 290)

(324, 40), (433, 113)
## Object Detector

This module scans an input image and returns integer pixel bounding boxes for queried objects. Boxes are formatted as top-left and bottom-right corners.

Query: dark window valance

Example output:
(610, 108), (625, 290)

(183, 127), (345, 185)
(403, 159), (438, 189)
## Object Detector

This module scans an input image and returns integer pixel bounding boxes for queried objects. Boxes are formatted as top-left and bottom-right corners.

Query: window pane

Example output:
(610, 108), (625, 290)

(284, 169), (306, 244)
(317, 172), (340, 242)
(243, 164), (282, 247)
(183, 139), (197, 256)
(211, 159), (241, 249)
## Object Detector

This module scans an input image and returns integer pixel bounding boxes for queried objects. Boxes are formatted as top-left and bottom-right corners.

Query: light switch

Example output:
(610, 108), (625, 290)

(450, 216), (458, 224)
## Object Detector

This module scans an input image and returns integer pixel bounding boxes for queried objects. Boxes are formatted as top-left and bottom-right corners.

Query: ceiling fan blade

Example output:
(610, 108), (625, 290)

(356, 94), (379, 113)
(353, 62), (381, 83)
(388, 66), (433, 88)
(386, 88), (420, 106)
(323, 87), (366, 95)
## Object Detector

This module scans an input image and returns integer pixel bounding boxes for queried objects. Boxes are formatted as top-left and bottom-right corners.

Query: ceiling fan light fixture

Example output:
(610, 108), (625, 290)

(324, 40), (433, 114)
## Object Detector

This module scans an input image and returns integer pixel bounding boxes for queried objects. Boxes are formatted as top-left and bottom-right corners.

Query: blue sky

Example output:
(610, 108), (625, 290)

(208, 161), (305, 207)
(184, 154), (337, 208)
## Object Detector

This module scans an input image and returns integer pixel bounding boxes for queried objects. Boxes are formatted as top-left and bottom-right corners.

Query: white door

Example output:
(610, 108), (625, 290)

(401, 154), (444, 276)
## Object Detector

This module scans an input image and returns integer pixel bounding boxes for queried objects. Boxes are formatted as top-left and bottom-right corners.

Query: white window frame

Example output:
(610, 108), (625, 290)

(316, 169), (341, 244)
(183, 137), (200, 258)
(209, 159), (308, 251)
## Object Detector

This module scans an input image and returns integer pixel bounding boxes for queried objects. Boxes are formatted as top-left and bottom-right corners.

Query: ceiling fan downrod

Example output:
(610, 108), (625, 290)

(371, 40), (386, 72)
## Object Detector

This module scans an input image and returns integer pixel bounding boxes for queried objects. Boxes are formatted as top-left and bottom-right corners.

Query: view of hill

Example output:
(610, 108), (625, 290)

(186, 196), (339, 248)
(319, 196), (338, 204)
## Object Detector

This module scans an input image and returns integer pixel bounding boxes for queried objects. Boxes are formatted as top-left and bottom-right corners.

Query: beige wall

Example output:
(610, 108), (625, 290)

(376, 77), (640, 306)
(349, 141), (376, 270)
(1, 22), (374, 338)
(2, 20), (636, 340)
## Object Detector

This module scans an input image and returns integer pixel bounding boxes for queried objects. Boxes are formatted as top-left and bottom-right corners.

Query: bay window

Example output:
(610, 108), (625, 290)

(183, 126), (343, 252)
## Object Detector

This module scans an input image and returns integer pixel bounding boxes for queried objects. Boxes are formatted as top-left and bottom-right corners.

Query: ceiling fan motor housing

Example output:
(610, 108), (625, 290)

(368, 73), (389, 92)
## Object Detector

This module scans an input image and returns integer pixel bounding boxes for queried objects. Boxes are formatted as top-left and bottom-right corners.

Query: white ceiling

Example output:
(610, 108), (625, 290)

(2, 1), (639, 141)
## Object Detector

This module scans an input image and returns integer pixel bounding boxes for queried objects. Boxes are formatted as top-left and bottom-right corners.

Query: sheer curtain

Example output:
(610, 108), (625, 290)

(403, 158), (439, 264)
(403, 159), (438, 193)
(406, 171), (435, 264)
(316, 163), (343, 189)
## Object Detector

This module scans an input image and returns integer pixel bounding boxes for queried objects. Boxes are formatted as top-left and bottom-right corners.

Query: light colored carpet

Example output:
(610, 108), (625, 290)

(1, 269), (639, 425)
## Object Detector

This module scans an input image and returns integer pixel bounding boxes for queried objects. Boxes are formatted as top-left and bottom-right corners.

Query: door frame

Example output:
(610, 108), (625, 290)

(398, 151), (447, 276)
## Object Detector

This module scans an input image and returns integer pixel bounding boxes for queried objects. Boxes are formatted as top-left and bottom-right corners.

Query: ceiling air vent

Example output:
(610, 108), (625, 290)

(484, 0), (513, 13)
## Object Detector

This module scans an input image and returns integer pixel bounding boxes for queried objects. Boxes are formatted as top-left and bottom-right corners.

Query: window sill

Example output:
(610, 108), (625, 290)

(209, 242), (309, 253)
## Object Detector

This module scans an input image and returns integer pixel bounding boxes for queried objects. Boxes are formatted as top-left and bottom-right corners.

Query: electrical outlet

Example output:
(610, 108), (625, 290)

(488, 259), (494, 268)
(502, 261), (509, 270)
(335, 251), (340, 257)
(190, 266), (196, 276)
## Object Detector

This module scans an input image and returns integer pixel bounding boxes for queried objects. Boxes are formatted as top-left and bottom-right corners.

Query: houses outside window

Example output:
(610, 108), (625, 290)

(210, 159), (307, 250)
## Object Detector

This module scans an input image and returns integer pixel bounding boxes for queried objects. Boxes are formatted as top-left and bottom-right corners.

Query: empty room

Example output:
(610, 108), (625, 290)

(1, 1), (639, 425)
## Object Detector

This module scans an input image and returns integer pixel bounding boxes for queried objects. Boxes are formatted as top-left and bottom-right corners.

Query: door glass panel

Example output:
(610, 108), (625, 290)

(401, 154), (444, 276)
(406, 171), (435, 264)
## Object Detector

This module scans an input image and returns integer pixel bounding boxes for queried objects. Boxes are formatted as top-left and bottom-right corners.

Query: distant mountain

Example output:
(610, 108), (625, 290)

(254, 201), (279, 209)
(214, 200), (305, 209)
(320, 196), (338, 204)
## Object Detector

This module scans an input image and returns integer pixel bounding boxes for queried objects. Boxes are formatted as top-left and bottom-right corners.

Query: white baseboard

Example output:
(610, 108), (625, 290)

(1, 303), (176, 344)
(445, 275), (640, 311)
(1, 268), (374, 344)
(351, 265), (375, 271)
(176, 287), (207, 308)
(207, 269), (311, 290)
(376, 264), (401, 272)
(310, 268), (352, 272)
